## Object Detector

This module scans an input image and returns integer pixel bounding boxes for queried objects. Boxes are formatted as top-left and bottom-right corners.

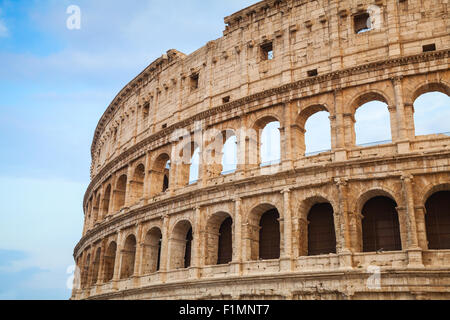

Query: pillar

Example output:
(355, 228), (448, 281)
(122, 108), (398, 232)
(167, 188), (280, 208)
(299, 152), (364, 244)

(281, 188), (294, 271)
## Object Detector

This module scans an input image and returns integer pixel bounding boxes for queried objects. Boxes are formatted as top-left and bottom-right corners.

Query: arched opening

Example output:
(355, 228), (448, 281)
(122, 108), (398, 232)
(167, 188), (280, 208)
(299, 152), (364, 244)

(362, 196), (402, 252)
(113, 175), (127, 212)
(413, 92), (450, 136)
(178, 142), (200, 186)
(184, 228), (193, 268)
(142, 227), (163, 274)
(90, 248), (101, 286)
(102, 184), (111, 217)
(163, 161), (170, 192)
(169, 220), (193, 270)
(260, 121), (281, 166)
(218, 218), (233, 264)
(150, 153), (171, 196)
(296, 105), (332, 156)
(307, 203), (336, 256)
(82, 253), (90, 289)
(425, 191), (450, 250)
(355, 100), (392, 147)
(120, 235), (136, 279)
(130, 164), (145, 204)
(205, 212), (233, 265)
(103, 242), (117, 282)
(259, 208), (280, 260)
(92, 193), (100, 224)
(221, 135), (237, 175)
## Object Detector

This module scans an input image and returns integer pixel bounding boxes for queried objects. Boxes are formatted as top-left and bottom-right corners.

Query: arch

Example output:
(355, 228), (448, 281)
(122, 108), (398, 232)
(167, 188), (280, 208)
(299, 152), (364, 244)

(361, 196), (402, 252)
(102, 184), (112, 217)
(410, 82), (450, 103)
(178, 141), (200, 186)
(129, 163), (145, 204)
(259, 120), (281, 166)
(296, 104), (332, 156)
(413, 91), (450, 136)
(92, 193), (101, 225)
(120, 234), (136, 279)
(103, 241), (117, 282)
(90, 247), (102, 286)
(142, 227), (162, 274)
(205, 212), (233, 265)
(355, 100), (392, 146)
(307, 203), (337, 256)
(169, 220), (193, 270)
(150, 153), (171, 196)
(425, 190), (450, 250)
(113, 175), (127, 212)
(82, 253), (91, 289)
(248, 203), (281, 260)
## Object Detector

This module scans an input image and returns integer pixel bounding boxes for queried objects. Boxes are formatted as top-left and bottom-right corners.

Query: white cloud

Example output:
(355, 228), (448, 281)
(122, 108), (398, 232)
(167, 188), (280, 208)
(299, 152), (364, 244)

(0, 18), (8, 38)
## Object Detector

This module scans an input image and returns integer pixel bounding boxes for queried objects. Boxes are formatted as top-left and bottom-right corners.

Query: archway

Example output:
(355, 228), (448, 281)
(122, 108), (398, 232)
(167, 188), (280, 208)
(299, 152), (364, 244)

(307, 203), (336, 256)
(103, 242), (117, 282)
(425, 191), (450, 250)
(142, 227), (163, 274)
(169, 220), (193, 270)
(113, 175), (127, 212)
(362, 196), (402, 252)
(205, 212), (233, 265)
(120, 235), (136, 279)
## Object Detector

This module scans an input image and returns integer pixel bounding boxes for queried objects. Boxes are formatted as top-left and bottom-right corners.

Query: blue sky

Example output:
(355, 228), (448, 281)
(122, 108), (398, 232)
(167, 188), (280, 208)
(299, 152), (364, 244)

(0, 0), (448, 300)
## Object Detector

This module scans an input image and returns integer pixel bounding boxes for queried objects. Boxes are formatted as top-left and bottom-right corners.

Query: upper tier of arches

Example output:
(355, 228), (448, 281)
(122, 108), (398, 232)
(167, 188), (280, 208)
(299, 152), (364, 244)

(89, 0), (449, 176)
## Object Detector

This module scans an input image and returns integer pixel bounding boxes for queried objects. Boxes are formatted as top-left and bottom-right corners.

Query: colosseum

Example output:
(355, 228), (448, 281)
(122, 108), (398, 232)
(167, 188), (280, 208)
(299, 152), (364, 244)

(72, 0), (450, 300)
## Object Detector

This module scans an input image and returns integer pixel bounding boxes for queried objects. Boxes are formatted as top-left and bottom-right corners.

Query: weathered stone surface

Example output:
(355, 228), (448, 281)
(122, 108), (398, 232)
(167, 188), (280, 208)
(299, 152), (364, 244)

(72, 0), (450, 300)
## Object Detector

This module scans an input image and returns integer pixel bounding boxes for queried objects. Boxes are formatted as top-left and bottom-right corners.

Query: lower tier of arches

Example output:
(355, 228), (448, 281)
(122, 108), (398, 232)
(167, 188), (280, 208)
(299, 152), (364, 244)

(74, 256), (450, 300)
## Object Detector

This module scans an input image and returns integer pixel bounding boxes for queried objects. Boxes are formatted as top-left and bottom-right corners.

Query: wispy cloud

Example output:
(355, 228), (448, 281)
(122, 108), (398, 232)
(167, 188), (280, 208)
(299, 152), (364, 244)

(0, 9), (8, 38)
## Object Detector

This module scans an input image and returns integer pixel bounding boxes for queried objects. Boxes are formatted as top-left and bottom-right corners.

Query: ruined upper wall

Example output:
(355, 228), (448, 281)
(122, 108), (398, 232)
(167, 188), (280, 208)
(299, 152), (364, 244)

(90, 0), (449, 177)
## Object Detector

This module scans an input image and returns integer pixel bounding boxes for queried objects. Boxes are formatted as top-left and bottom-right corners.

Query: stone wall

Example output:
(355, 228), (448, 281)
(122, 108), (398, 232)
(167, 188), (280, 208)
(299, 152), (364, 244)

(73, 0), (450, 300)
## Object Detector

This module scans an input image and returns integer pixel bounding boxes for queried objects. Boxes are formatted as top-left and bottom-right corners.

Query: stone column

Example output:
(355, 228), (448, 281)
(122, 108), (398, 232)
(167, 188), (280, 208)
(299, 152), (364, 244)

(392, 76), (411, 153)
(159, 215), (170, 283)
(112, 231), (123, 290)
(414, 206), (428, 250)
(143, 152), (152, 199)
(191, 206), (203, 279)
(124, 165), (134, 207)
(133, 224), (144, 277)
(232, 197), (243, 271)
(281, 188), (294, 271)
(401, 174), (423, 267)
(335, 178), (353, 270)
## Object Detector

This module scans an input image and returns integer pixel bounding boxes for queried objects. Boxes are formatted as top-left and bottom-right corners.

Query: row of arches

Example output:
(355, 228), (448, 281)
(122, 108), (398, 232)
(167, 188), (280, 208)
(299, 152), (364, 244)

(79, 189), (449, 288)
(84, 85), (449, 232)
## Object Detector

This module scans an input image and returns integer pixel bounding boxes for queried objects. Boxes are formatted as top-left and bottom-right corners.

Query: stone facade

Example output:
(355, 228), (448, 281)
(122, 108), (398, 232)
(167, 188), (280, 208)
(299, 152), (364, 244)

(72, 0), (450, 300)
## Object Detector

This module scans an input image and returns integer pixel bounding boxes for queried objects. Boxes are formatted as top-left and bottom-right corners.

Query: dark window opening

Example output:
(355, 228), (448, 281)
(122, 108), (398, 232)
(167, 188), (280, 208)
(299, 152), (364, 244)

(143, 102), (150, 119)
(222, 96), (230, 104)
(425, 191), (450, 250)
(162, 123), (167, 129)
(307, 69), (318, 77)
(423, 44), (436, 52)
(260, 42), (274, 61)
(354, 12), (371, 34)
(184, 228), (193, 268)
(156, 237), (162, 271)
(308, 203), (336, 256)
(163, 174), (169, 192)
(259, 209), (280, 260)
(217, 217), (233, 265)
(190, 74), (199, 91)
(362, 196), (402, 252)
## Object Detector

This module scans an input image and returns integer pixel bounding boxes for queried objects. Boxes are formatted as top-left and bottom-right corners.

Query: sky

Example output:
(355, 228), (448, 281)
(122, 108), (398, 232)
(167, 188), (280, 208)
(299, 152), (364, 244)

(0, 0), (448, 300)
